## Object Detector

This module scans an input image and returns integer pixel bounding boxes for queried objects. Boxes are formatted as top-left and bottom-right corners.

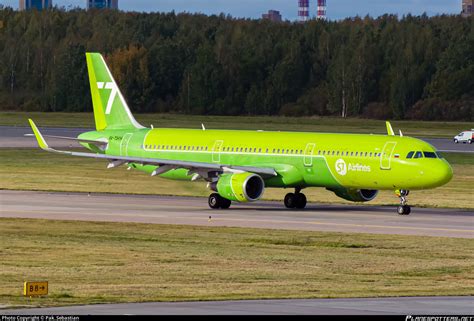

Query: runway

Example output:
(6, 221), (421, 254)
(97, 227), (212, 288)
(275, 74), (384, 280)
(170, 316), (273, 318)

(1, 190), (472, 238)
(1, 126), (473, 152)
(2, 296), (473, 315)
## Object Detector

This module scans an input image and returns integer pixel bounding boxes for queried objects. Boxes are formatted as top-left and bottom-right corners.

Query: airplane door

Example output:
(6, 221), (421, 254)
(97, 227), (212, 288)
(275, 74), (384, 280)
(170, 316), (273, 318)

(380, 142), (397, 170)
(212, 140), (224, 163)
(120, 133), (133, 156)
(304, 143), (316, 167)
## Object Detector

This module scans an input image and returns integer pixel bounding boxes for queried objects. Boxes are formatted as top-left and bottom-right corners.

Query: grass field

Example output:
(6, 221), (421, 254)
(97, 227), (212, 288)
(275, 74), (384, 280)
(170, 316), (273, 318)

(1, 218), (473, 308)
(1, 111), (471, 138)
(0, 149), (473, 209)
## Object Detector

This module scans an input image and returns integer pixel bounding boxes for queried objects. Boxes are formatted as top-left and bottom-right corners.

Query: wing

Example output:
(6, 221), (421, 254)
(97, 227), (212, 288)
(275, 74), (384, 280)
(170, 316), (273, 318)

(28, 119), (277, 179)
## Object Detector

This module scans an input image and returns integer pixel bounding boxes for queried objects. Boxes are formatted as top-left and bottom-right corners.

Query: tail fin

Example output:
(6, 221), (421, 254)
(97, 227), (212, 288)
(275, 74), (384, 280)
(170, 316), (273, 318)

(86, 52), (144, 131)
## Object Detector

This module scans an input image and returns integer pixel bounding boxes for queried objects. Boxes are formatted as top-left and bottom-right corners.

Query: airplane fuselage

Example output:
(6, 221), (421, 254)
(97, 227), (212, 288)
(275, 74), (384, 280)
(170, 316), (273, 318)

(80, 128), (453, 191)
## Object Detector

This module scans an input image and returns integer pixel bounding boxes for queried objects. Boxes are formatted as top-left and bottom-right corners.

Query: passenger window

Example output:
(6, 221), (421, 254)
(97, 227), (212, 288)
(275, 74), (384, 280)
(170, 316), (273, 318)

(414, 151), (423, 159)
(423, 151), (437, 158)
(406, 151), (414, 159)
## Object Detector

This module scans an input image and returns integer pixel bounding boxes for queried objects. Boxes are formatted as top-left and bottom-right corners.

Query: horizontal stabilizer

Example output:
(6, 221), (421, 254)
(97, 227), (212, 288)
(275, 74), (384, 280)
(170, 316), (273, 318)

(25, 134), (108, 146)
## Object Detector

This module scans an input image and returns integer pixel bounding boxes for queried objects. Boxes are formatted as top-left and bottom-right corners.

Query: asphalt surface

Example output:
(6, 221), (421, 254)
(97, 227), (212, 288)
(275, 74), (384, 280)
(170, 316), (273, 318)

(2, 296), (473, 315)
(1, 126), (474, 152)
(1, 190), (472, 238)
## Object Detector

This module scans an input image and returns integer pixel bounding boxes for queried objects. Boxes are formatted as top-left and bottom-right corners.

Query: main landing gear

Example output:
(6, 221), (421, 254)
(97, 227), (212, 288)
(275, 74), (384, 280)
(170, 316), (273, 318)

(208, 193), (231, 209)
(396, 189), (411, 215)
(284, 188), (307, 209)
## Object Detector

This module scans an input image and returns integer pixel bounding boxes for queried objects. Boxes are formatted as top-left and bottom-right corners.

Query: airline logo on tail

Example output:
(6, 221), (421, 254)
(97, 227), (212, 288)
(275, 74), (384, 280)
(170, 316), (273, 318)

(96, 81), (119, 115)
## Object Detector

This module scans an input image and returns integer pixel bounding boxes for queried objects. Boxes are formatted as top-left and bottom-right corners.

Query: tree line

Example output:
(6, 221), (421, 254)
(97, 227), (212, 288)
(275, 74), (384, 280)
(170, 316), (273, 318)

(0, 8), (472, 120)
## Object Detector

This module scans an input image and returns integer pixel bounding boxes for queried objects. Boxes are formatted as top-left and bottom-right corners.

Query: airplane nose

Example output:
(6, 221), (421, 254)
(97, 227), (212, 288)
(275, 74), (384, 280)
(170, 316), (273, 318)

(435, 162), (453, 186)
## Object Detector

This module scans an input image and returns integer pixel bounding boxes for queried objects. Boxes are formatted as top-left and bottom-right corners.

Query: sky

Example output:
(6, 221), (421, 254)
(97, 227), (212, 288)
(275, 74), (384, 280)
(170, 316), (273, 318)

(0, 0), (462, 21)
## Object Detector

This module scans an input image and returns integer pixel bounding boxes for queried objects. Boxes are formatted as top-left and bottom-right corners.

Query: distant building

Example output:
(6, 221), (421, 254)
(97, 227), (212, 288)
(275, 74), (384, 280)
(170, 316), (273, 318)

(462, 0), (473, 17)
(19, 0), (52, 11)
(87, 0), (118, 10)
(262, 10), (282, 22)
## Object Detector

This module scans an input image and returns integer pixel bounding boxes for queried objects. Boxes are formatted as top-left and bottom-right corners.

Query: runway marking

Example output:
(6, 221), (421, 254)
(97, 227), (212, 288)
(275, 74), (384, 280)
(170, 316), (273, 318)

(200, 217), (474, 234)
(3, 209), (473, 236)
(1, 210), (168, 219)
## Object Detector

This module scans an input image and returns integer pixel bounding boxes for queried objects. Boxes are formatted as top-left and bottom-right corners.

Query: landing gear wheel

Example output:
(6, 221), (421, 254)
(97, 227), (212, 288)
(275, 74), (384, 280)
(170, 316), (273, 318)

(208, 193), (221, 209)
(208, 193), (231, 209)
(284, 192), (307, 209)
(284, 193), (296, 209)
(220, 197), (232, 209)
(295, 193), (307, 209)
(208, 193), (232, 209)
(397, 205), (411, 215)
(396, 190), (411, 215)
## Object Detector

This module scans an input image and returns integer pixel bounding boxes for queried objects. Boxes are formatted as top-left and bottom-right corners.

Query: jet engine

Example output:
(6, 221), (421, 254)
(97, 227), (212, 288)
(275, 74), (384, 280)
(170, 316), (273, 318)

(211, 172), (265, 202)
(329, 188), (378, 202)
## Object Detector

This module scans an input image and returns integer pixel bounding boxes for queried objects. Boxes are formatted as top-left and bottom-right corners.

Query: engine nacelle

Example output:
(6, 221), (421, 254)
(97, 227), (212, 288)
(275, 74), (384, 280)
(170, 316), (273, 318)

(214, 172), (265, 202)
(329, 188), (378, 202)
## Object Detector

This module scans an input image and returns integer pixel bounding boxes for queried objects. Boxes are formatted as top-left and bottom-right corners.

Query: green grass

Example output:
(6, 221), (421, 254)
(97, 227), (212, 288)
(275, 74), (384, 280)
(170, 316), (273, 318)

(1, 111), (472, 138)
(1, 218), (473, 308)
(1, 149), (473, 209)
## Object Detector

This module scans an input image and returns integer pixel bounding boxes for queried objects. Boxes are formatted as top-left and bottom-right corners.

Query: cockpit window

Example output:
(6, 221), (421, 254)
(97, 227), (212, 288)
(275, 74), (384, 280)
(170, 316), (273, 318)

(406, 151), (414, 159)
(424, 151), (437, 158)
(436, 152), (444, 159)
(413, 151), (423, 159)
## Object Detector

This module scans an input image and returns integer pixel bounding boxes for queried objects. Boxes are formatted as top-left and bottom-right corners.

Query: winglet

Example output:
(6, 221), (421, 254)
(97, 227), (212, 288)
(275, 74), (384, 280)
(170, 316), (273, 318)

(386, 121), (395, 136)
(28, 119), (49, 150)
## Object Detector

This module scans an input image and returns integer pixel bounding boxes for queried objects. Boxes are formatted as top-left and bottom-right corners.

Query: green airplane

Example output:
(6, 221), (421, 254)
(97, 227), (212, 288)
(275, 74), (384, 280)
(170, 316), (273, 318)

(28, 53), (453, 215)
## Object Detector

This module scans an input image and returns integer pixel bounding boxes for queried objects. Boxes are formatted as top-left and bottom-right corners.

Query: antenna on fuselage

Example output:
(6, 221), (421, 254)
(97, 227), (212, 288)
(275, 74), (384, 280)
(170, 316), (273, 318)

(201, 123), (206, 131)
(399, 129), (403, 137)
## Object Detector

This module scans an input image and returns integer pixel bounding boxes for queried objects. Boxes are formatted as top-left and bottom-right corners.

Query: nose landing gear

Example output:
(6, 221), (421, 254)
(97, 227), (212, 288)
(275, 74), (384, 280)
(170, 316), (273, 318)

(396, 189), (411, 215)
(284, 188), (307, 209)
